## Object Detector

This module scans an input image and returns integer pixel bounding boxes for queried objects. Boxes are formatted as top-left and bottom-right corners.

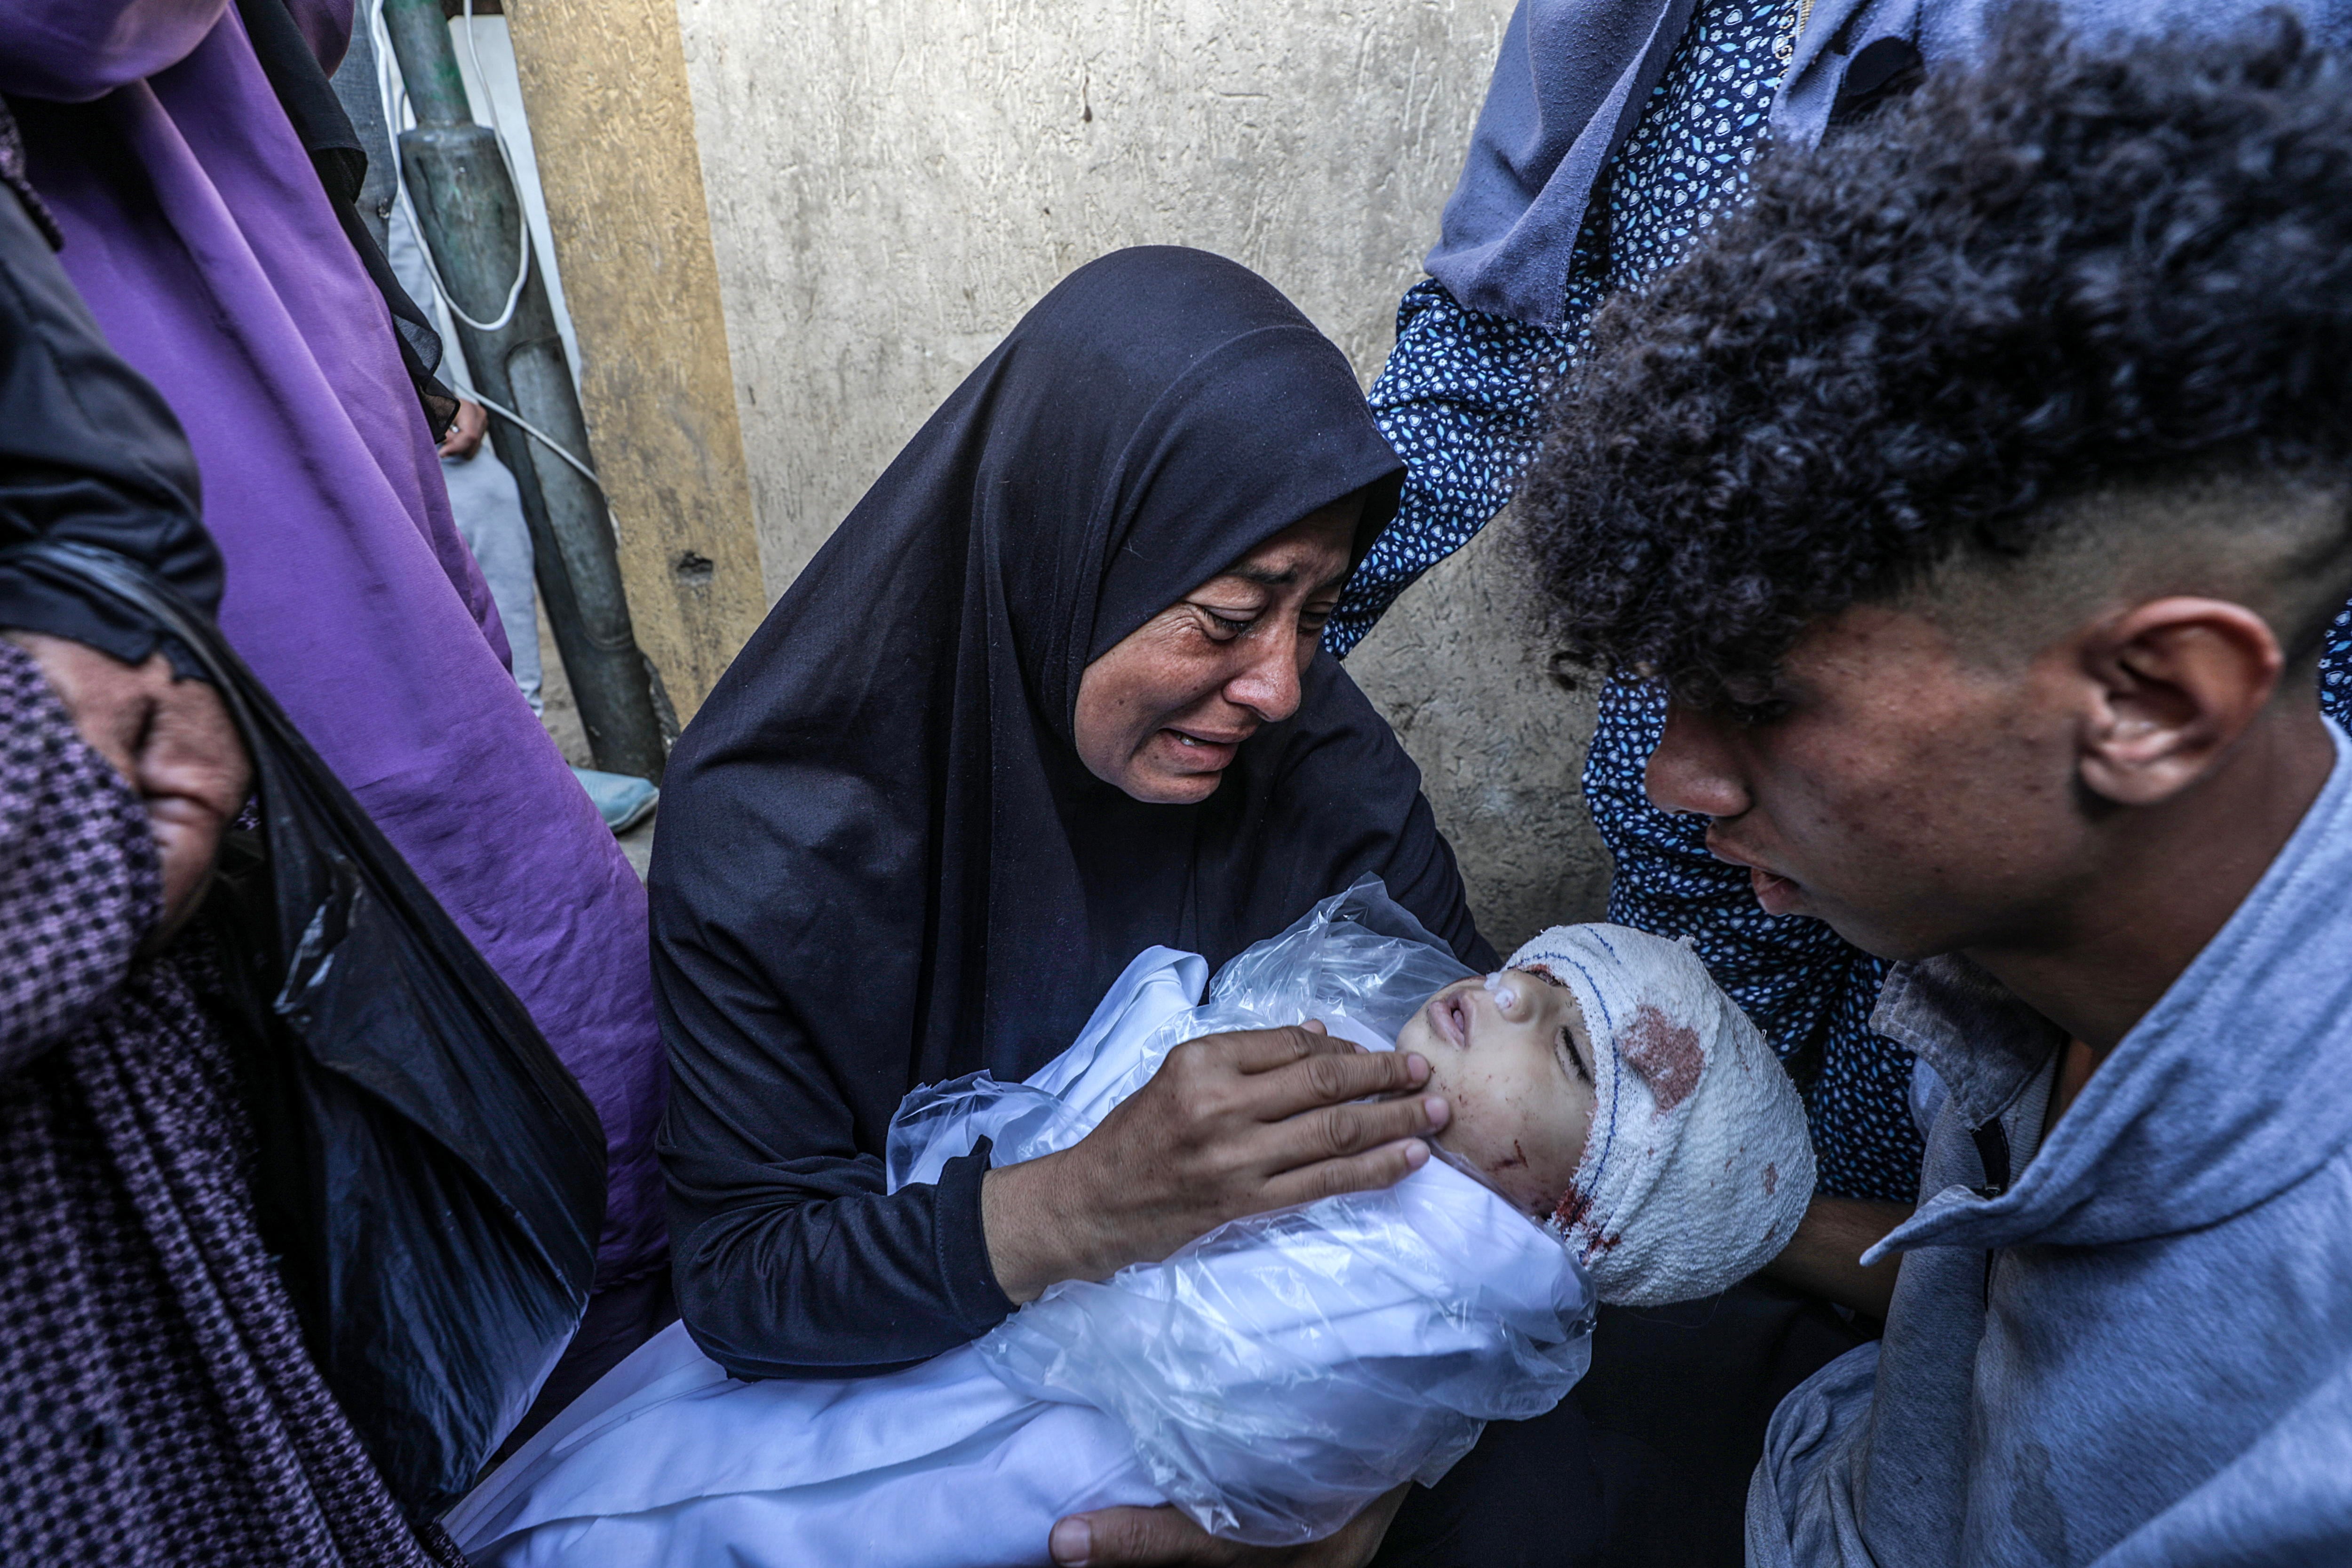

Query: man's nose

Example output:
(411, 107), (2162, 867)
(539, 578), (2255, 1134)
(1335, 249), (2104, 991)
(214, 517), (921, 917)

(1225, 629), (1305, 723)
(1645, 700), (1753, 820)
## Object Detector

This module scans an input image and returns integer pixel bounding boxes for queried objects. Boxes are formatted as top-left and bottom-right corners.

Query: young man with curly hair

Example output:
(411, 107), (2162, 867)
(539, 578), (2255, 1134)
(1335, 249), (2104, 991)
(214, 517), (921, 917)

(1519, 15), (2352, 1565)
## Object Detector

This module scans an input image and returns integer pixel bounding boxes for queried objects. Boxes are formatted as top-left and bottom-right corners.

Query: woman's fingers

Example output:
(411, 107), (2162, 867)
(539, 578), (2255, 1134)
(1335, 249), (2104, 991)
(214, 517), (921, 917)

(1050, 1488), (1403, 1567)
(1257, 1092), (1446, 1173)
(1244, 1043), (1431, 1122)
(8, 634), (250, 934)
(1049, 1505), (1248, 1566)
(1213, 1022), (1345, 1075)
(1263, 1137), (1433, 1210)
(136, 673), (250, 925)
(1018, 1027), (1450, 1290)
(10, 629), (147, 779)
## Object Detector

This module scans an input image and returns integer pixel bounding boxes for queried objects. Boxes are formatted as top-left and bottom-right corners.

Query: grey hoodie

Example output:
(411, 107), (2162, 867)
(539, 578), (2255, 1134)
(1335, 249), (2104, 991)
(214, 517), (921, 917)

(1749, 723), (2352, 1566)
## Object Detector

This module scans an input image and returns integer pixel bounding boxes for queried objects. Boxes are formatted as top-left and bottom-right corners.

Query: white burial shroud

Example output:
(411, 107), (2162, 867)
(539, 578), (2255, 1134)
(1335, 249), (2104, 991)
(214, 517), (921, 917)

(450, 890), (1594, 1568)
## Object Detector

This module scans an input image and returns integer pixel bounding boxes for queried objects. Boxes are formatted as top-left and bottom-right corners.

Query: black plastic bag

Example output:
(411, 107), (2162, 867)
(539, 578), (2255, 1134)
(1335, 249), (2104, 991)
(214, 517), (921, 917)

(6, 541), (607, 1514)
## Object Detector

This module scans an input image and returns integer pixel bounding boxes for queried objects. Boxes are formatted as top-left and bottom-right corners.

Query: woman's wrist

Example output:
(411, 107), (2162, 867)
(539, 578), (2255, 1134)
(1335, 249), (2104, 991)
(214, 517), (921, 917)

(982, 1151), (1115, 1305)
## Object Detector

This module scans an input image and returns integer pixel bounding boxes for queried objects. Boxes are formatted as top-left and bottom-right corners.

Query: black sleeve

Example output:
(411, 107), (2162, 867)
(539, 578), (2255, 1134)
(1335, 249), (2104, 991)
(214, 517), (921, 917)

(0, 169), (221, 667)
(650, 812), (1017, 1383)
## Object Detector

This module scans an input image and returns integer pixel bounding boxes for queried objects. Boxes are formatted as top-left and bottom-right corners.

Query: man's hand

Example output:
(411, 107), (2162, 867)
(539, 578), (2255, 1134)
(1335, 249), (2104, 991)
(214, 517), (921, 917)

(982, 1023), (1448, 1303)
(438, 397), (489, 461)
(1050, 1487), (1407, 1567)
(9, 632), (249, 937)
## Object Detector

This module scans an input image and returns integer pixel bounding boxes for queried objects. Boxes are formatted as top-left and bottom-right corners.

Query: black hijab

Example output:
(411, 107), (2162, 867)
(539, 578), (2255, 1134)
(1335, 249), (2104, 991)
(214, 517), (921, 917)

(651, 247), (1494, 1376)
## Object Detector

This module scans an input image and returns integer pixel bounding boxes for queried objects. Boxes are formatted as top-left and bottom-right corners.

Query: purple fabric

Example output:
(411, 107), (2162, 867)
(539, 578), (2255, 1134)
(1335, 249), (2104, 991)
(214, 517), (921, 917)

(0, 0), (665, 1286)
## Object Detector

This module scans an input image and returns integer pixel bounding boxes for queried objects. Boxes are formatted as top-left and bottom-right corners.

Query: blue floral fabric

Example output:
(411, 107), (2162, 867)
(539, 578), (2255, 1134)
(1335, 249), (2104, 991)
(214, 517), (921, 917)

(1330, 0), (1794, 655)
(1332, 3), (2352, 1202)
(2327, 601), (2352, 720)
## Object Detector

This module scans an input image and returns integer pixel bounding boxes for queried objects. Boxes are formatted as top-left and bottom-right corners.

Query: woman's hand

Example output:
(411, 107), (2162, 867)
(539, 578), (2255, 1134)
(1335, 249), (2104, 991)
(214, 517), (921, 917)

(10, 632), (249, 940)
(1049, 1487), (1408, 1567)
(982, 1022), (1447, 1303)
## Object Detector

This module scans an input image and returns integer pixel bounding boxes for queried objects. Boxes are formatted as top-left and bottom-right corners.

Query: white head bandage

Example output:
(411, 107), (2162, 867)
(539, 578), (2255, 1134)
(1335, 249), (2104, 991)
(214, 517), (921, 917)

(1504, 924), (1814, 1306)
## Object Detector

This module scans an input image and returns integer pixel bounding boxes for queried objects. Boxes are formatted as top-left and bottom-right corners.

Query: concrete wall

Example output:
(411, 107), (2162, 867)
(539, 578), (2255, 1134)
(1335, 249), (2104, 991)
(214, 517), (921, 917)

(1343, 517), (1613, 949)
(674, 0), (1513, 585)
(667, 0), (1610, 948)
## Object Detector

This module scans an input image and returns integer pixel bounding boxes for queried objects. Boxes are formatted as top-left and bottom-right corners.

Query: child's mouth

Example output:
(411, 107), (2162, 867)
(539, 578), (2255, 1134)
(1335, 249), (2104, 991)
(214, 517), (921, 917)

(1427, 991), (1473, 1049)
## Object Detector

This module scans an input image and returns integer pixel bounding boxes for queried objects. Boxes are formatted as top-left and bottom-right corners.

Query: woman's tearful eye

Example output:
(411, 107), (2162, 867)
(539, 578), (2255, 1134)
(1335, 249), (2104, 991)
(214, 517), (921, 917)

(1194, 605), (1256, 640)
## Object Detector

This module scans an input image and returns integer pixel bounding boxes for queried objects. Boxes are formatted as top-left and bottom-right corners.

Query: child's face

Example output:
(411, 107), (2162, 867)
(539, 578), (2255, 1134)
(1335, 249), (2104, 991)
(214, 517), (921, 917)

(1395, 968), (1598, 1220)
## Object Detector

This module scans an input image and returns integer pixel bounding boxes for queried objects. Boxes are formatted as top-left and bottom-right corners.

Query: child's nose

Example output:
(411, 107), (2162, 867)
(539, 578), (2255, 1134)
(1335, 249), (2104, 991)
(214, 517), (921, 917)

(1484, 975), (1526, 1018)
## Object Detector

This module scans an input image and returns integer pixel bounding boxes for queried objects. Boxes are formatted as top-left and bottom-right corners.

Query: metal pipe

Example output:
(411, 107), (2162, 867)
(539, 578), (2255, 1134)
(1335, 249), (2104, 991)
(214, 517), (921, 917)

(380, 0), (668, 782)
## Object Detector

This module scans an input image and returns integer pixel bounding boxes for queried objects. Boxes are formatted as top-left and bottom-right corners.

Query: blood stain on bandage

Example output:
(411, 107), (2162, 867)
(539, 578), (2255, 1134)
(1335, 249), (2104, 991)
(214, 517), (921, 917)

(1764, 1162), (1779, 1196)
(1553, 1184), (1595, 1232)
(1619, 1005), (1702, 1113)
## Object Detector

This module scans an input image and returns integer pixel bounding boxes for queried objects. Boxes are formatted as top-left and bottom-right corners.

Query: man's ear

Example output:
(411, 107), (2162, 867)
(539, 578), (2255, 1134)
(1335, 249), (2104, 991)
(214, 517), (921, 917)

(2074, 597), (2284, 806)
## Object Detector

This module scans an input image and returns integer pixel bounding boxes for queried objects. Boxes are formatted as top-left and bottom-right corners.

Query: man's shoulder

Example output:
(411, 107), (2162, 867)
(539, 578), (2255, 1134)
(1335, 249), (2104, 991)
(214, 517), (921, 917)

(2088, 1339), (2352, 1567)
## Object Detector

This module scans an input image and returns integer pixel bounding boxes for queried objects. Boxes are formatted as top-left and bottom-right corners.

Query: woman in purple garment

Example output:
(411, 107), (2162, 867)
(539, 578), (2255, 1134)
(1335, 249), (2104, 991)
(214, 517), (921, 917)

(0, 0), (669, 1386)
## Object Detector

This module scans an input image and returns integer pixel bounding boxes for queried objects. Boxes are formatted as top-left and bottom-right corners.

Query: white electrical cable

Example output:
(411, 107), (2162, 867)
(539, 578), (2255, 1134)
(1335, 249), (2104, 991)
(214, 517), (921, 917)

(455, 385), (605, 492)
(371, 0), (529, 333)
(369, 0), (604, 491)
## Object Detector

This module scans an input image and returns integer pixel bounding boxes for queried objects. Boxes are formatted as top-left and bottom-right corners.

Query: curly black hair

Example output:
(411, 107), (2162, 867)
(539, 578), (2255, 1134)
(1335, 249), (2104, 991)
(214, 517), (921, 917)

(1519, 9), (2352, 704)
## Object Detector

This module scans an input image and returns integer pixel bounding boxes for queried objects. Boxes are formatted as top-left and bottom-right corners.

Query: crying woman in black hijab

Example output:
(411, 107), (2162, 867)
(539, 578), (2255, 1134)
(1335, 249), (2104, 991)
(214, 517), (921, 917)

(650, 248), (1498, 1391)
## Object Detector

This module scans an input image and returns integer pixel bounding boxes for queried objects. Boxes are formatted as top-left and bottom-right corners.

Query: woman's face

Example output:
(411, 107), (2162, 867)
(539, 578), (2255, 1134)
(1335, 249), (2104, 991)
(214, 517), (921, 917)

(1074, 498), (1360, 804)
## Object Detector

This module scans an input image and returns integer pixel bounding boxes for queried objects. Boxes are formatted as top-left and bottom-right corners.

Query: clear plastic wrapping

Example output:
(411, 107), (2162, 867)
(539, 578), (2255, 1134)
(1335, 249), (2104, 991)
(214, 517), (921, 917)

(887, 880), (1597, 1544)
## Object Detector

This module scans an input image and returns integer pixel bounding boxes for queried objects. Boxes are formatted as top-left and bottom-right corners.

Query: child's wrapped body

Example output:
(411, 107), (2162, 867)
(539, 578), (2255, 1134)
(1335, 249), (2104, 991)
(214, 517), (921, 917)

(451, 883), (1810, 1567)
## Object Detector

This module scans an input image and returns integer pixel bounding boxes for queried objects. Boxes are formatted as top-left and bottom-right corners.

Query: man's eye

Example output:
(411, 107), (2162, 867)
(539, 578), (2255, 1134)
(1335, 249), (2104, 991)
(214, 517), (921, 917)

(1727, 697), (1792, 727)
(1709, 677), (1793, 727)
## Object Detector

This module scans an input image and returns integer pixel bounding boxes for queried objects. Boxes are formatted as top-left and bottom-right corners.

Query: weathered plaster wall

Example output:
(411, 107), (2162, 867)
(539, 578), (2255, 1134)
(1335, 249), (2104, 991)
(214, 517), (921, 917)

(670, 0), (1609, 947)
(674, 0), (1515, 586)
